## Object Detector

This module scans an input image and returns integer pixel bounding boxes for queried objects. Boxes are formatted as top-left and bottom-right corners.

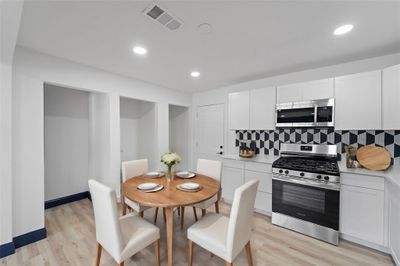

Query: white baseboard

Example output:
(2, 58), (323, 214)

(222, 198), (271, 216)
(391, 246), (400, 266)
(254, 208), (271, 217)
(340, 233), (389, 254)
(222, 197), (393, 257)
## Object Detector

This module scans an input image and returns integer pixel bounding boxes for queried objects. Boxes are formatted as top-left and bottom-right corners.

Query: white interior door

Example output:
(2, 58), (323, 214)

(195, 104), (224, 164)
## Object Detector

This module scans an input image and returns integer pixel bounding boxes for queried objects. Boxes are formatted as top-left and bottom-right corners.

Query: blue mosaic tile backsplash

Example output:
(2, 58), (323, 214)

(235, 129), (400, 161)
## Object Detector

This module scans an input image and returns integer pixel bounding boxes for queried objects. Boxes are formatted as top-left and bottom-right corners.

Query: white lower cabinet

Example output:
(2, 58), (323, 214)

(244, 170), (272, 193)
(244, 170), (272, 214)
(340, 183), (385, 247)
(244, 164), (273, 215)
(221, 165), (244, 202)
(254, 191), (272, 215)
(221, 159), (272, 215)
(388, 183), (400, 265)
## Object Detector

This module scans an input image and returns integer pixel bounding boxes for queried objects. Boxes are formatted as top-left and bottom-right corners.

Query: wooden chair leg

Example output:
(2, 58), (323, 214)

(188, 240), (193, 266)
(215, 201), (220, 214)
(155, 239), (160, 266)
(245, 241), (253, 266)
(163, 208), (166, 223)
(192, 207), (198, 221)
(181, 206), (185, 229)
(139, 211), (144, 217)
(122, 198), (127, 215)
(154, 207), (159, 224)
(178, 206), (181, 216)
(95, 242), (102, 266)
(201, 209), (206, 217)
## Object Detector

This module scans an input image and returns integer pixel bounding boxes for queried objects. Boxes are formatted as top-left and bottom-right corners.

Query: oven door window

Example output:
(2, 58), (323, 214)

(316, 106), (333, 123)
(282, 184), (325, 213)
(277, 107), (315, 123)
(272, 179), (339, 230)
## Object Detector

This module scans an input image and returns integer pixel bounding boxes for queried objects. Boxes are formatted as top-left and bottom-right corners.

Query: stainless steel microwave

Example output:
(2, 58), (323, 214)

(276, 98), (334, 128)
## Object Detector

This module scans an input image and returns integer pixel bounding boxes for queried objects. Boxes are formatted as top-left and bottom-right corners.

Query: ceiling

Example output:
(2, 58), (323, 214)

(17, 1), (400, 93)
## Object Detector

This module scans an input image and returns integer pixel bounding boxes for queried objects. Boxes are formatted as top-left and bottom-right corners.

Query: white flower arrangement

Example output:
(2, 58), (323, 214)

(161, 150), (181, 167)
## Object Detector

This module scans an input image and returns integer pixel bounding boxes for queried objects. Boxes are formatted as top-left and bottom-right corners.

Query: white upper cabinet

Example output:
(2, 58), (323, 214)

(335, 70), (382, 130)
(228, 91), (250, 130)
(229, 87), (276, 130)
(277, 78), (334, 103)
(302, 79), (334, 101)
(250, 87), (276, 130)
(382, 64), (400, 129)
(276, 83), (302, 103)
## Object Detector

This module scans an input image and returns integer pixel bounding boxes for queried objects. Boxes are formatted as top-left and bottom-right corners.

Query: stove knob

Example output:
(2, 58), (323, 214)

(324, 176), (330, 181)
(279, 169), (283, 174)
(300, 172), (305, 177)
(285, 170), (289, 175)
(317, 175), (322, 179)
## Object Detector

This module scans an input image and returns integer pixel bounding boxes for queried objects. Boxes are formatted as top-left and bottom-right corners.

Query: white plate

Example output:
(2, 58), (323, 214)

(180, 182), (200, 190)
(138, 182), (159, 190)
(139, 184), (164, 193)
(176, 171), (196, 179)
(145, 171), (164, 178)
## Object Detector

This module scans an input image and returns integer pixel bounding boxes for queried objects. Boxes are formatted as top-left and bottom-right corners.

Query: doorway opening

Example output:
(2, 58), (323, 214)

(119, 97), (157, 170)
(169, 105), (189, 171)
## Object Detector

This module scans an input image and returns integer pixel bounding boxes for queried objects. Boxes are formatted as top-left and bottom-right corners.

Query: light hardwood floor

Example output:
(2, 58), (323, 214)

(0, 199), (394, 266)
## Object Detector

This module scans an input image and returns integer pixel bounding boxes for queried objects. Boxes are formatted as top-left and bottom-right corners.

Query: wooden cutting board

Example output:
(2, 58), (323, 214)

(356, 145), (391, 171)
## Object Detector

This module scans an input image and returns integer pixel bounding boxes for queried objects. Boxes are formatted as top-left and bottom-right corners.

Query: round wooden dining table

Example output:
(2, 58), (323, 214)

(122, 174), (220, 266)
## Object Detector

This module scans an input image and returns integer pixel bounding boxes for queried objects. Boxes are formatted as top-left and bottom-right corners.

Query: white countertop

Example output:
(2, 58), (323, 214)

(338, 160), (400, 189)
(221, 154), (279, 164)
(222, 154), (400, 189)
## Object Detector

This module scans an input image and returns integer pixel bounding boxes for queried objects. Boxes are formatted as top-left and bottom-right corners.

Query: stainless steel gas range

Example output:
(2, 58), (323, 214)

(271, 143), (340, 245)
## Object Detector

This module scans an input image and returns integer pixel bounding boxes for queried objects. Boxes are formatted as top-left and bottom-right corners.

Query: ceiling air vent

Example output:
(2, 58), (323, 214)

(143, 3), (183, 31)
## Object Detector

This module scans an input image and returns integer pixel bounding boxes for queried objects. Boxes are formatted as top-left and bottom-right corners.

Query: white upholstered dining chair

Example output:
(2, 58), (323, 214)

(180, 159), (222, 229)
(121, 159), (159, 223)
(88, 179), (160, 266)
(187, 179), (259, 266)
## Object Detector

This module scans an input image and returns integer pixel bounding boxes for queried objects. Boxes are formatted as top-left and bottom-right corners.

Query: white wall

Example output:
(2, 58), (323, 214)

(156, 103), (170, 172)
(169, 105), (189, 171)
(138, 102), (157, 170)
(12, 72), (45, 237)
(12, 47), (190, 237)
(0, 63), (13, 246)
(120, 97), (142, 162)
(88, 92), (109, 185)
(44, 84), (90, 201)
(191, 53), (400, 169)
(120, 97), (157, 170)
(0, 0), (23, 246)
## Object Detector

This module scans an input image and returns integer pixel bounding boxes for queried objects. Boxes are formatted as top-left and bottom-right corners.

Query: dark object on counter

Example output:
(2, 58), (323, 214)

(345, 145), (360, 168)
(239, 140), (255, 158)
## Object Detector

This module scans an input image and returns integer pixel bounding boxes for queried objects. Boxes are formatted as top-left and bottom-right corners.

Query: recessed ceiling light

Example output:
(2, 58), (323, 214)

(333, 24), (354, 35)
(133, 46), (147, 55)
(190, 71), (200, 78)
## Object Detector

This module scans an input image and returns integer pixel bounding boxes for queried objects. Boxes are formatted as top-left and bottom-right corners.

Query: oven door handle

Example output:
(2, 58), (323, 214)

(272, 175), (340, 191)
